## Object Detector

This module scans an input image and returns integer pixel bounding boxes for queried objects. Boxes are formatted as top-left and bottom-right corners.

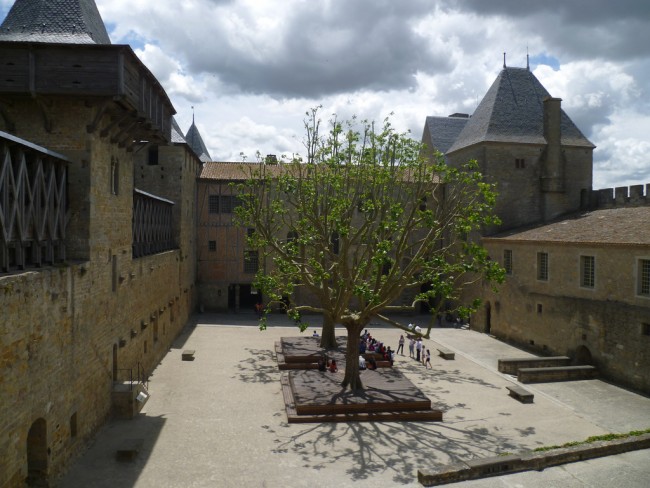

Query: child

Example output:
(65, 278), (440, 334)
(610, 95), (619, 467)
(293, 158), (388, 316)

(329, 359), (338, 373)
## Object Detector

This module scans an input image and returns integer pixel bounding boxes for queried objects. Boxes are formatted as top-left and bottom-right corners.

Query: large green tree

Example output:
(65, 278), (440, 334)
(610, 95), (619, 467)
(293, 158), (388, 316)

(235, 108), (503, 391)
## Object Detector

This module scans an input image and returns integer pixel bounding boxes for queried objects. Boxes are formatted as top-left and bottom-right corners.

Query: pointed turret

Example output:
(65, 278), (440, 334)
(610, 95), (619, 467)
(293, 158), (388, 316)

(0, 0), (111, 44)
(447, 67), (594, 154)
(185, 121), (212, 163)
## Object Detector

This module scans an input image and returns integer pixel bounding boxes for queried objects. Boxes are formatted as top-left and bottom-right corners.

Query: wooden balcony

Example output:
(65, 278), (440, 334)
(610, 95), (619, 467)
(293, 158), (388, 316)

(0, 42), (174, 144)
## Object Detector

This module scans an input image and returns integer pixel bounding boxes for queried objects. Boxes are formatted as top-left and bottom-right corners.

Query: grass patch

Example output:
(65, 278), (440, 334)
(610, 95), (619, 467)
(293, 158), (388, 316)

(533, 428), (650, 452)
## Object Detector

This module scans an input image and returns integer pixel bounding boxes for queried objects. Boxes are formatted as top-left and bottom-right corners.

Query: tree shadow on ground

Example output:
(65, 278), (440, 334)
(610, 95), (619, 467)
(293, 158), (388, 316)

(233, 348), (280, 384)
(241, 346), (535, 485)
(265, 418), (528, 484)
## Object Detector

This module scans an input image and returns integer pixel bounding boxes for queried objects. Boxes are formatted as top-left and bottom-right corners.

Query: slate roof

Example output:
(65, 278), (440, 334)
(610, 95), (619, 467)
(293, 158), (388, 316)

(185, 122), (212, 163)
(483, 206), (650, 246)
(170, 117), (186, 144)
(0, 0), (111, 44)
(422, 115), (469, 154)
(447, 67), (594, 154)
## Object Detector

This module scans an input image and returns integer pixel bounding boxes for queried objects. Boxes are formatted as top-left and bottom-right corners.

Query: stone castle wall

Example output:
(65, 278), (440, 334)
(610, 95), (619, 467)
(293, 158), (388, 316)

(0, 98), (198, 487)
(475, 240), (650, 394)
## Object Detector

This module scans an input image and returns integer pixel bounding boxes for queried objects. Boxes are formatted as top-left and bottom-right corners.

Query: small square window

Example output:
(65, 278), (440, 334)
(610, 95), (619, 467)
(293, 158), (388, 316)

(515, 158), (525, 169)
(208, 241), (216, 252)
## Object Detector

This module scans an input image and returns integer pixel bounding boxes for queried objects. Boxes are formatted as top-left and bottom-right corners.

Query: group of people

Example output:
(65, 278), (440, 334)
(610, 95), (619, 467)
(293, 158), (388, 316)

(406, 329), (432, 368)
(359, 330), (395, 365)
(317, 356), (338, 373)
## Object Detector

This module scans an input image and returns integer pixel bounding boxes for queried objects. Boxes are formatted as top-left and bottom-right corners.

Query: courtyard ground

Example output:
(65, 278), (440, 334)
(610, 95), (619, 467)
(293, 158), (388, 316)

(56, 313), (650, 487)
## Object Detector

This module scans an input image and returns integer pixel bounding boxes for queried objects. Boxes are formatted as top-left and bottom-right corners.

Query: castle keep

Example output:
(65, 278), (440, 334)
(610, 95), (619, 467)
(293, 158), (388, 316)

(421, 64), (650, 395)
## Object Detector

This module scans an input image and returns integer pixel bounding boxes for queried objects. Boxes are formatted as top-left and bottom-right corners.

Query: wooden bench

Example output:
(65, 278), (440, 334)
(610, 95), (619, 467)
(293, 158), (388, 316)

(115, 438), (144, 462)
(498, 356), (571, 375)
(182, 350), (195, 361)
(505, 385), (534, 403)
(437, 348), (455, 360)
(518, 365), (597, 384)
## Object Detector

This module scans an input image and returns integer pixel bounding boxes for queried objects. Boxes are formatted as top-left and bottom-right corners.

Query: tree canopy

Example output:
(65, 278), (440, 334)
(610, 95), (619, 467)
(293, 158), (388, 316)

(235, 108), (504, 390)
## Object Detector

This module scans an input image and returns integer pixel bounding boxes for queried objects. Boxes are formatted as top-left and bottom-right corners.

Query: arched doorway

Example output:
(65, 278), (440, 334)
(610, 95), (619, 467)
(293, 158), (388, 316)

(575, 345), (593, 365)
(26, 418), (48, 486)
(485, 302), (492, 334)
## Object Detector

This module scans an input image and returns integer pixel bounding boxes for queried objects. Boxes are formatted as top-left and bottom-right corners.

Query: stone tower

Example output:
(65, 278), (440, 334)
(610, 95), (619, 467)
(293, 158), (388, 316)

(423, 66), (595, 232)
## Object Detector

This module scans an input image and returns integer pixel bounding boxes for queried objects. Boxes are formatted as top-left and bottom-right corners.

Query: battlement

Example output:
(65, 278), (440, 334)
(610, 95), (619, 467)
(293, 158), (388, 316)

(582, 183), (649, 209)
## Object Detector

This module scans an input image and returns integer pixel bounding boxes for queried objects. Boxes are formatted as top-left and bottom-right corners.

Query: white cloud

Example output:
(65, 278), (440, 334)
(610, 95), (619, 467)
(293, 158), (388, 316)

(2, 0), (649, 187)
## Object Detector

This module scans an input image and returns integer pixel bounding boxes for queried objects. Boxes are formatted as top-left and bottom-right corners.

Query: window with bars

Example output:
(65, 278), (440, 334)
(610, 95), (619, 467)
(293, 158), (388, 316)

(515, 158), (525, 169)
(638, 259), (650, 296)
(503, 249), (513, 275)
(244, 250), (259, 274)
(208, 195), (242, 214)
(537, 252), (548, 281)
(580, 255), (595, 288)
(208, 240), (216, 252)
(208, 195), (219, 213)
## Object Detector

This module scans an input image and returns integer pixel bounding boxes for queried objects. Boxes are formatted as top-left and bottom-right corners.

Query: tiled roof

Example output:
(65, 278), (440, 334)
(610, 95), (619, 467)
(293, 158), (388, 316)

(170, 117), (186, 144)
(200, 162), (265, 180)
(185, 122), (212, 163)
(0, 0), (111, 44)
(447, 67), (594, 154)
(422, 115), (468, 154)
(484, 206), (650, 246)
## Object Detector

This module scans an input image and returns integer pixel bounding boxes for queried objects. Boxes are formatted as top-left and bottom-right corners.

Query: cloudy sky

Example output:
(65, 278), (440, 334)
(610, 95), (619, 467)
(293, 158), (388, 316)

(2, 0), (650, 188)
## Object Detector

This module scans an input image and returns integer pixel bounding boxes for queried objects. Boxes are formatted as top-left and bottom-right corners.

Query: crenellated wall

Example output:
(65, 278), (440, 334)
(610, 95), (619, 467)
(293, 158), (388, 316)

(590, 183), (650, 208)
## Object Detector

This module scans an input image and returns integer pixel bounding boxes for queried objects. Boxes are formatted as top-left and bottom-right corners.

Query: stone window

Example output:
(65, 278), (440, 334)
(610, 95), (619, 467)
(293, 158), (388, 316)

(208, 240), (216, 252)
(515, 158), (525, 169)
(537, 252), (548, 281)
(208, 195), (219, 213)
(638, 259), (650, 296)
(110, 157), (119, 195)
(147, 145), (159, 165)
(70, 412), (78, 438)
(244, 250), (259, 274)
(580, 255), (595, 288)
(642, 323), (650, 337)
(503, 249), (513, 275)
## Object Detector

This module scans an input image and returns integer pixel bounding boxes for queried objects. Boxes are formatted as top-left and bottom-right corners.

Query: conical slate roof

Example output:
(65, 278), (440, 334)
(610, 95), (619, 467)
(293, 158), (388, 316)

(447, 67), (594, 153)
(185, 121), (212, 163)
(0, 0), (111, 44)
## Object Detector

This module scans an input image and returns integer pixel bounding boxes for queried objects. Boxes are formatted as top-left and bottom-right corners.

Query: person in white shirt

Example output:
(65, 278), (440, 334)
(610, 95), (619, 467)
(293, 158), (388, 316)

(359, 355), (367, 370)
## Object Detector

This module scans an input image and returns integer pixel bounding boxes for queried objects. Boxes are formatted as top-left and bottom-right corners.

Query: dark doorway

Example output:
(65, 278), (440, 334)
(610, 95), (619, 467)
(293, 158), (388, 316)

(575, 345), (593, 365)
(228, 285), (236, 311)
(26, 418), (48, 487)
(238, 284), (260, 311)
(485, 302), (492, 334)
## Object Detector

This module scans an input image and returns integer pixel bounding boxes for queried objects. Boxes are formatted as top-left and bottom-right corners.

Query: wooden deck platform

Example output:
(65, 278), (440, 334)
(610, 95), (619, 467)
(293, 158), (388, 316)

(277, 337), (443, 423)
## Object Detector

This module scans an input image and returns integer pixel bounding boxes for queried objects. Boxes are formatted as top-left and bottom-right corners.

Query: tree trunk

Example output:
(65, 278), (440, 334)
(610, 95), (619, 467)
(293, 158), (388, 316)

(320, 313), (338, 349)
(341, 324), (363, 391)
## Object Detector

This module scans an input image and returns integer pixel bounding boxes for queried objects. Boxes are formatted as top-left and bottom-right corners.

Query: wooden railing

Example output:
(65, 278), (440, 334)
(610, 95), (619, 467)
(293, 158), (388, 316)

(132, 189), (175, 258)
(0, 131), (68, 272)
